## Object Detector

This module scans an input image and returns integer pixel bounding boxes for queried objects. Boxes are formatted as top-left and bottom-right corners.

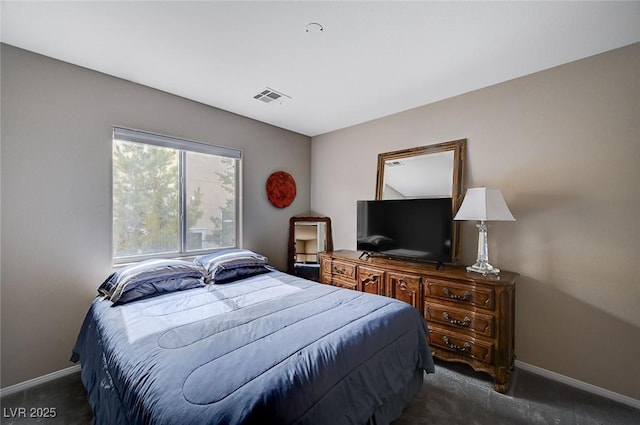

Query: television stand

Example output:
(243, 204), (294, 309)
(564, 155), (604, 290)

(319, 249), (518, 393)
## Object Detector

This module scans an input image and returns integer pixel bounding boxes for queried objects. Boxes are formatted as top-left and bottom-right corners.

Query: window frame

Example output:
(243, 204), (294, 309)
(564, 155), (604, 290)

(112, 126), (242, 265)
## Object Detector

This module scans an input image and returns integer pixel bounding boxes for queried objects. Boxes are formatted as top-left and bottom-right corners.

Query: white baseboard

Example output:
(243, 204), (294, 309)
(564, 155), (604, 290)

(0, 364), (81, 398)
(515, 360), (640, 410)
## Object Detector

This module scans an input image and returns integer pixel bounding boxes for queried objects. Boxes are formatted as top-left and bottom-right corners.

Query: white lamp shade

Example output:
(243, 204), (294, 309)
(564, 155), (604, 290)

(454, 187), (515, 221)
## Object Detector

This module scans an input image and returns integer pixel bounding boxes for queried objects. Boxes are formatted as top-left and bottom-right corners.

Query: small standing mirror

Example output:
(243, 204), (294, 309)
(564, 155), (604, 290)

(375, 139), (466, 263)
(288, 217), (333, 281)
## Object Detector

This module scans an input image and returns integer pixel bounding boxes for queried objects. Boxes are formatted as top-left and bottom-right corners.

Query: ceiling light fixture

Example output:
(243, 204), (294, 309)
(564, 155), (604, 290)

(305, 22), (323, 33)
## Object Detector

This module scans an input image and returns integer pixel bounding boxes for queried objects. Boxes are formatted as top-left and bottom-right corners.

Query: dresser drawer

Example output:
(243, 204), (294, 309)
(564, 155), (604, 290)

(428, 325), (494, 364)
(425, 303), (494, 337)
(320, 257), (358, 290)
(386, 272), (422, 312)
(329, 277), (359, 291)
(330, 260), (357, 281)
(425, 278), (495, 310)
(359, 266), (385, 296)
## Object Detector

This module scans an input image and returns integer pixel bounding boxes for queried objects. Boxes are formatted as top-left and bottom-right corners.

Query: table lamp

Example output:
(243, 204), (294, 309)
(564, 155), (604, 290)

(454, 187), (515, 275)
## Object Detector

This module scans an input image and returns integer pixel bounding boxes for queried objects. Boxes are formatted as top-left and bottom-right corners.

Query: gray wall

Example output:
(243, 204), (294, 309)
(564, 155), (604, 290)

(311, 43), (640, 400)
(3, 41), (639, 401)
(0, 44), (311, 387)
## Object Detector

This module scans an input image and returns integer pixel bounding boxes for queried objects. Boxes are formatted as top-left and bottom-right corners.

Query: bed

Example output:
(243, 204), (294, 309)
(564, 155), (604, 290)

(72, 250), (434, 425)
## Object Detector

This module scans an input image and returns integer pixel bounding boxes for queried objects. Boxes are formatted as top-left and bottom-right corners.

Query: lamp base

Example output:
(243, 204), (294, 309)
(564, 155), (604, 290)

(465, 221), (502, 276)
(466, 261), (500, 276)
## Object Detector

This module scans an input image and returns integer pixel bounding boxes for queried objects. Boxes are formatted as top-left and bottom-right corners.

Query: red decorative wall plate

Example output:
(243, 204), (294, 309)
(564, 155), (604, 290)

(266, 171), (296, 208)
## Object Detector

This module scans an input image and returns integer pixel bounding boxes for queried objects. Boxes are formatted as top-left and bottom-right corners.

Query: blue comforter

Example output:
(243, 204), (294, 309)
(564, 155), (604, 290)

(72, 271), (434, 425)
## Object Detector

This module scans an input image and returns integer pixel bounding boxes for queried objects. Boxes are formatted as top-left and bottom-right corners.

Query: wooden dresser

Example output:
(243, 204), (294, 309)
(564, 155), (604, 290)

(319, 250), (518, 392)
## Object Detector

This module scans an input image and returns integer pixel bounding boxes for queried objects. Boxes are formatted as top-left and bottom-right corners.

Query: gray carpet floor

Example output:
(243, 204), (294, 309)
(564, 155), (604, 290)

(395, 360), (640, 425)
(1, 360), (638, 424)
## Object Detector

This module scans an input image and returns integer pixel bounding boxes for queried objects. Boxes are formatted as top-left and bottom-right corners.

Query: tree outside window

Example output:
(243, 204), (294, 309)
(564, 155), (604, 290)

(112, 133), (238, 262)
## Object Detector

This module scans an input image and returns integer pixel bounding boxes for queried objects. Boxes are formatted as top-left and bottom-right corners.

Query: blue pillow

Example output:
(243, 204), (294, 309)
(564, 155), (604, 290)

(99, 259), (206, 304)
(194, 249), (271, 283)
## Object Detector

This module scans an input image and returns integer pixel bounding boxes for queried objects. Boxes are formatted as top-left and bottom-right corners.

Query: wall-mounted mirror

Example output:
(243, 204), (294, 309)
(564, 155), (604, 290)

(288, 216), (333, 281)
(375, 139), (466, 263)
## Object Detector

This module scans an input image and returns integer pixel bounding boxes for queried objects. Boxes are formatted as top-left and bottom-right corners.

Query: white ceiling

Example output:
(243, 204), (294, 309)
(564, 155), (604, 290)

(2, 1), (639, 137)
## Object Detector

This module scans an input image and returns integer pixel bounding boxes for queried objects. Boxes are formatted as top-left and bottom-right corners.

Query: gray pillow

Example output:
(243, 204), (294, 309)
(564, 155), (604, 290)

(194, 249), (271, 283)
(99, 259), (206, 304)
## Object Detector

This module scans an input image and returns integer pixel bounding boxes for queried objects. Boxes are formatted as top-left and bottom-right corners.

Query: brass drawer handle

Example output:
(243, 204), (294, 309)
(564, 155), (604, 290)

(396, 278), (412, 291)
(443, 287), (472, 301)
(442, 336), (471, 352)
(362, 276), (379, 285)
(333, 266), (347, 275)
(442, 312), (471, 327)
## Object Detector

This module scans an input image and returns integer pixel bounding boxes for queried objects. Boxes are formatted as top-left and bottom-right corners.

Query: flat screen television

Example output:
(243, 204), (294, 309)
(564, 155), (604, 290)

(356, 198), (453, 264)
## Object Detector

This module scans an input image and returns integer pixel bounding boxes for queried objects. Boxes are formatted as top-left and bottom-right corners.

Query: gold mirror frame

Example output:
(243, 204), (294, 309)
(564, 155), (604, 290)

(375, 139), (466, 264)
(288, 216), (333, 280)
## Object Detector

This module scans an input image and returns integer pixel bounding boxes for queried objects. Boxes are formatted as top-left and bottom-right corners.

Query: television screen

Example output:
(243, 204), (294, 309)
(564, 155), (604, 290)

(357, 198), (453, 264)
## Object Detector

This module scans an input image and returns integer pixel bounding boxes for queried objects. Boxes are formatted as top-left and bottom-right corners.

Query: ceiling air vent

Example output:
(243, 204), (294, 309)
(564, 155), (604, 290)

(253, 87), (291, 104)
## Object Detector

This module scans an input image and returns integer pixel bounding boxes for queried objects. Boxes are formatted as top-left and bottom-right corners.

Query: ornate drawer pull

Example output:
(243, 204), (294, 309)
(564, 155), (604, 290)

(333, 267), (347, 275)
(362, 276), (378, 285)
(442, 336), (471, 352)
(443, 287), (472, 301)
(442, 312), (471, 327)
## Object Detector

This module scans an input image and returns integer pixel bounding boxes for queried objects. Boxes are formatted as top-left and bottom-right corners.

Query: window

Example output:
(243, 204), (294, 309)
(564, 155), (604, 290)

(112, 127), (241, 263)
